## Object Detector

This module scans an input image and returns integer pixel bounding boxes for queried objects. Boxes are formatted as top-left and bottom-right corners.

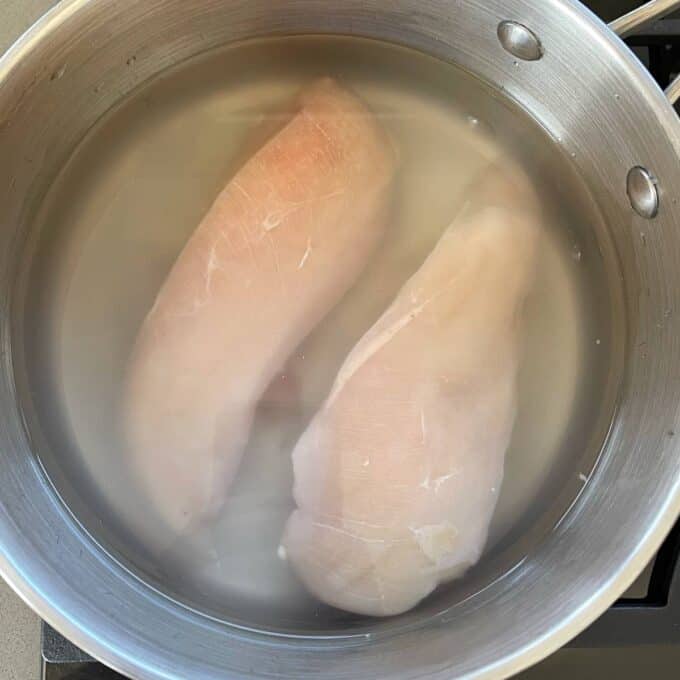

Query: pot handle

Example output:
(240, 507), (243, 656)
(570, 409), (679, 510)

(666, 77), (680, 106)
(609, 0), (680, 105)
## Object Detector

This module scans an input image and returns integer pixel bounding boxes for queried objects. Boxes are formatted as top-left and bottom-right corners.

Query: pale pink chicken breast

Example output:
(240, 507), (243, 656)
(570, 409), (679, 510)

(282, 167), (540, 616)
(123, 78), (396, 534)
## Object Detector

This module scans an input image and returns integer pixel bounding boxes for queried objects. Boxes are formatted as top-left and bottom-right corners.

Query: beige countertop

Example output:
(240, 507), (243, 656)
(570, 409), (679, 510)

(0, 579), (40, 680)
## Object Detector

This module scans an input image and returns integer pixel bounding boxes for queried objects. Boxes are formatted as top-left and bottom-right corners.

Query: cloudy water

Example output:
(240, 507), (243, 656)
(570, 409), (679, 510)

(18, 36), (621, 633)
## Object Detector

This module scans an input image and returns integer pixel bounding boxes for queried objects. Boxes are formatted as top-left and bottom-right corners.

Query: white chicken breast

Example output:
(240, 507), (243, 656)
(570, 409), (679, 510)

(282, 167), (540, 616)
(123, 78), (396, 535)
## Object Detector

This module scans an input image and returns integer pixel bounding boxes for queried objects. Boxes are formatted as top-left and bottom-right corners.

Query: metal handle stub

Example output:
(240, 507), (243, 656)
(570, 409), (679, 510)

(609, 1), (680, 106)
(666, 76), (680, 106)
(497, 21), (543, 61)
(609, 0), (680, 38)
(627, 166), (660, 219)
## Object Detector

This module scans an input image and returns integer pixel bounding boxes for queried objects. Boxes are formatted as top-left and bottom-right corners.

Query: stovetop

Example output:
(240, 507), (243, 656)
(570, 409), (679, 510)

(28, 2), (680, 679)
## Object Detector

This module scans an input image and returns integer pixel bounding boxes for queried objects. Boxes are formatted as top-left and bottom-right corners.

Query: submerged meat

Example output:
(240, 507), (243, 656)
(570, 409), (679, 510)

(123, 78), (396, 534)
(282, 167), (540, 616)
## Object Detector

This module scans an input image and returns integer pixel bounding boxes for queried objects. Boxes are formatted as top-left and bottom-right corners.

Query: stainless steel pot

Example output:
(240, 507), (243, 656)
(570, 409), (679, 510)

(1, 0), (680, 678)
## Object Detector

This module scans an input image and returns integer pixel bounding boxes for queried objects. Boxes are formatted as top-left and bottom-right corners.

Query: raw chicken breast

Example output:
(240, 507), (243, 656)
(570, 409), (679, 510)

(123, 78), (396, 534)
(282, 167), (540, 616)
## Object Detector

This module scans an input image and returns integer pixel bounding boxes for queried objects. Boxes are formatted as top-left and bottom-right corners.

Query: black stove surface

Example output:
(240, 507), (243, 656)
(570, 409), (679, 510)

(41, 2), (680, 678)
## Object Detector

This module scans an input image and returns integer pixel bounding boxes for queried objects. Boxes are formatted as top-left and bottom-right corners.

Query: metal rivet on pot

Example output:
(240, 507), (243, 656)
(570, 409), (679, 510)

(497, 21), (543, 61)
(627, 166), (659, 219)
